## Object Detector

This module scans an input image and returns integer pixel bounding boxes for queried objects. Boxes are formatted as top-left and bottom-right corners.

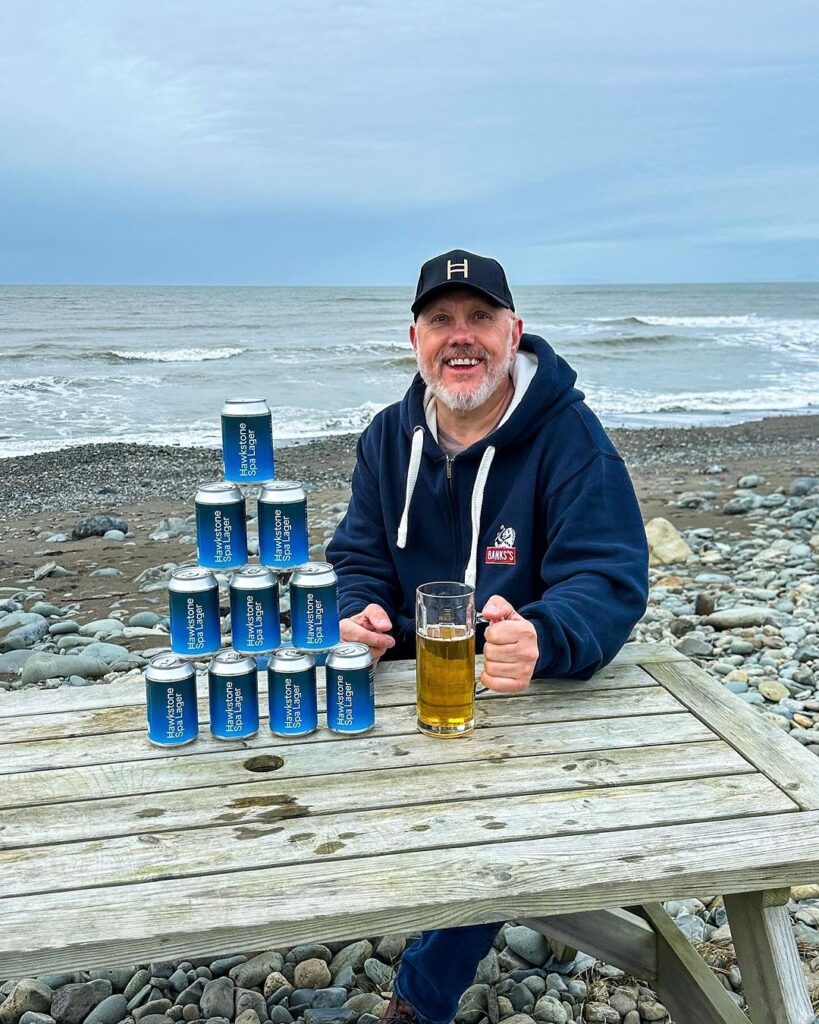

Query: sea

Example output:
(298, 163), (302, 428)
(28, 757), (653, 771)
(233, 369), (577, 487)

(1, 283), (818, 458)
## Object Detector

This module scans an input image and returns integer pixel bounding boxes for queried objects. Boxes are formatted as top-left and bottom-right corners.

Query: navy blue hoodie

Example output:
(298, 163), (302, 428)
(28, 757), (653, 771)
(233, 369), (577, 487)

(326, 334), (649, 679)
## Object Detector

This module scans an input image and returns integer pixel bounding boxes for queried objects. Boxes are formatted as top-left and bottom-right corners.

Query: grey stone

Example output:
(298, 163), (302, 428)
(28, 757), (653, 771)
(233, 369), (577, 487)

(132, 1003), (172, 1022)
(505, 926), (551, 967)
(269, 1010), (292, 1024)
(46, 533), (70, 543)
(474, 949), (500, 986)
(327, 941), (373, 980)
(580, 1005), (618, 1023)
(374, 934), (406, 962)
(168, 974), (188, 996)
(128, 612), (163, 628)
(150, 518), (189, 541)
(293, 962), (331, 991)
(0, 620), (50, 652)
(90, 569), (123, 578)
(235, 1012), (261, 1024)
(704, 606), (772, 630)
(303, 1012), (358, 1024)
(675, 636), (713, 658)
(84, 998), (128, 1024)
(608, 989), (638, 1016)
(498, 948), (530, 973)
(174, 980), (206, 1007)
(87, 975), (133, 997)
(81, 642), (144, 669)
(199, 980), (233, 1021)
(18, 1015), (55, 1024)
(533, 998), (568, 1024)
(330, 967), (354, 991)
(362, 958), (393, 990)
(342, 994), (382, 1015)
(494, 1016), (535, 1024)
(21, 653), (109, 685)
(230, 954), (285, 989)
(457, 984), (489, 1024)
(723, 496), (762, 515)
(0, 982), (53, 1024)
(36, 977), (79, 992)
(56, 635), (96, 651)
(123, 975), (150, 1003)
(210, 957), (246, 978)
(637, 999), (669, 1022)
(261, 976), (288, 1000)
(79, 619), (125, 638)
(30, 602), (64, 617)
(72, 516), (129, 540)
(310, 991), (346, 1011)
(235, 991), (267, 1022)
(288, 989), (316, 1010)
(131, 1017), (169, 1024)
(52, 982), (112, 1024)
(49, 621), (80, 636)
(790, 477), (819, 497)
(287, 945), (333, 965)
(103, 531), (126, 542)
(508, 983), (535, 1013)
(0, 649), (35, 676)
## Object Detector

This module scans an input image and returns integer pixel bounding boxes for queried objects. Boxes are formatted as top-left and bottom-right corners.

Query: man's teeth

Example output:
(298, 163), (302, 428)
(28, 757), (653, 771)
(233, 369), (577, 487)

(446, 358), (480, 366)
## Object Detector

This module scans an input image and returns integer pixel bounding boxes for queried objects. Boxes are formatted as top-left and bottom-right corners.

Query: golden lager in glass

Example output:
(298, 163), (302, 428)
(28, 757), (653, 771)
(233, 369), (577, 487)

(416, 582), (477, 737)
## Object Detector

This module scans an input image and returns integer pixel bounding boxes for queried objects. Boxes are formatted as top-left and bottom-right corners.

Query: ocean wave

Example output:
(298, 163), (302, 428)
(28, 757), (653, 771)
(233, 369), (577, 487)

(0, 374), (159, 397)
(106, 346), (248, 362)
(623, 314), (757, 327)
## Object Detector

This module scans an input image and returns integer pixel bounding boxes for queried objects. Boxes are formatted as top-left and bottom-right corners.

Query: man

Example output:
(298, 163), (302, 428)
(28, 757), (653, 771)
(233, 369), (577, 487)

(326, 249), (649, 1024)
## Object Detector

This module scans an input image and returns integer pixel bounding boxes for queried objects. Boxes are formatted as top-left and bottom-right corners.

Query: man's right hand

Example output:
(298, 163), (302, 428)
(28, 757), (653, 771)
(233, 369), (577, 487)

(340, 604), (396, 663)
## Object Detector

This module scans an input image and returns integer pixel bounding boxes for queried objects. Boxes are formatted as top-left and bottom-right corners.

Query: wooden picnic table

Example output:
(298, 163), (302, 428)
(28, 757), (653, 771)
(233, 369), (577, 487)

(2, 642), (819, 1024)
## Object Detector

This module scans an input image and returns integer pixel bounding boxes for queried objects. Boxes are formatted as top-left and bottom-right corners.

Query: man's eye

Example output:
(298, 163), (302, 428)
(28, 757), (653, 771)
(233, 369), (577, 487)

(431, 314), (448, 323)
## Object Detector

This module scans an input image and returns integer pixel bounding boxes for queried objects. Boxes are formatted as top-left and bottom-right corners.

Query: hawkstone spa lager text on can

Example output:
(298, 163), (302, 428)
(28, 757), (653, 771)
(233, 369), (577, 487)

(258, 481), (309, 569)
(168, 567), (222, 658)
(221, 397), (275, 483)
(325, 643), (375, 734)
(208, 649), (259, 739)
(195, 481), (248, 569)
(267, 647), (318, 736)
(145, 653), (199, 746)
(289, 562), (340, 653)
(228, 565), (281, 654)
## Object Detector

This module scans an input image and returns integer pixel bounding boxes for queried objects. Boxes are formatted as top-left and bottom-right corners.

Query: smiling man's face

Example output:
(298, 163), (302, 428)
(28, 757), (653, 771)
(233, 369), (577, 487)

(410, 288), (523, 413)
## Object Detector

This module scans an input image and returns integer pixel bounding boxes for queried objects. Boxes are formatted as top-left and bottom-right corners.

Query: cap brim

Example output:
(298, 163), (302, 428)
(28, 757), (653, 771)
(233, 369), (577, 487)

(411, 281), (513, 317)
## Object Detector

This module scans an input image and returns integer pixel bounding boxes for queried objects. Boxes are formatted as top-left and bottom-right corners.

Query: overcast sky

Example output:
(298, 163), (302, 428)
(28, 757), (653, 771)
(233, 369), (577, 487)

(1, 1), (818, 284)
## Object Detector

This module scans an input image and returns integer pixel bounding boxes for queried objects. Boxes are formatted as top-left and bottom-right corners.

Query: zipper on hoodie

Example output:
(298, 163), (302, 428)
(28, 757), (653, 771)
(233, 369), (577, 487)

(444, 455), (463, 577)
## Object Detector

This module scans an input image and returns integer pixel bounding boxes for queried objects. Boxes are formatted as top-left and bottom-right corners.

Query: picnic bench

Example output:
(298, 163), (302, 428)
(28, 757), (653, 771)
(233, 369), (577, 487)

(2, 642), (819, 1024)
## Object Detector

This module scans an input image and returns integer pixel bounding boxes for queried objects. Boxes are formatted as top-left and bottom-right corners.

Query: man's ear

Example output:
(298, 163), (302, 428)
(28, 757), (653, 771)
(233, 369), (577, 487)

(409, 322), (418, 352)
(511, 315), (524, 353)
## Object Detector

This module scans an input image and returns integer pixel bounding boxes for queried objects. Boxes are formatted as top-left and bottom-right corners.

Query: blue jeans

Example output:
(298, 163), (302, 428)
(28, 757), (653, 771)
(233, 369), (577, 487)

(393, 923), (501, 1024)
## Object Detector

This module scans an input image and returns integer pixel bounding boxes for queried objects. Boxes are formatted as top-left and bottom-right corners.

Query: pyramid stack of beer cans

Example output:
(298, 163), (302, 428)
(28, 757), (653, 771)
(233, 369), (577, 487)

(144, 398), (375, 747)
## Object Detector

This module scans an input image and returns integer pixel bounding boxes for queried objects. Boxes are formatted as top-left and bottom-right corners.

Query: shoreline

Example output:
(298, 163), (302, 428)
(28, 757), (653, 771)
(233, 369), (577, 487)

(2, 411), (818, 521)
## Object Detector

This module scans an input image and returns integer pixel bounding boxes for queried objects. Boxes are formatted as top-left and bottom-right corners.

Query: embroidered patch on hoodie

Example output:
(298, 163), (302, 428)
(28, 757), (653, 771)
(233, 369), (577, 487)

(486, 525), (517, 564)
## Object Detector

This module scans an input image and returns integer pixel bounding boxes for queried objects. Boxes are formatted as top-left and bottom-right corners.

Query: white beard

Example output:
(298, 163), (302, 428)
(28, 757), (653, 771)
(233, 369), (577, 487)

(421, 347), (516, 412)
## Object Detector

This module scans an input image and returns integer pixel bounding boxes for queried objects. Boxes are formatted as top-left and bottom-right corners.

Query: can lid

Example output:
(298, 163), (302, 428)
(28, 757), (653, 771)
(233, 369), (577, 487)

(290, 561), (337, 589)
(210, 648), (258, 675)
(145, 652), (196, 682)
(170, 567), (218, 592)
(224, 396), (267, 404)
(196, 481), (244, 504)
(259, 481), (306, 503)
(229, 565), (277, 589)
(331, 642), (370, 658)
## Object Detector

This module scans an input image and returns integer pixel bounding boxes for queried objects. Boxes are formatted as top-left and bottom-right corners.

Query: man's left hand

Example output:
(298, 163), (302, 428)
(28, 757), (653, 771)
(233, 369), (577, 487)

(480, 594), (539, 693)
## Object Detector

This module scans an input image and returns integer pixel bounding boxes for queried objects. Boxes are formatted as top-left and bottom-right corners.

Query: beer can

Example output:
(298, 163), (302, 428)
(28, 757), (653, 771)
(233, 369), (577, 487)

(325, 642), (375, 734)
(195, 481), (248, 569)
(290, 562), (340, 652)
(229, 565), (281, 654)
(221, 397), (275, 483)
(267, 647), (318, 737)
(168, 567), (222, 658)
(258, 481), (309, 569)
(145, 653), (199, 746)
(208, 648), (259, 739)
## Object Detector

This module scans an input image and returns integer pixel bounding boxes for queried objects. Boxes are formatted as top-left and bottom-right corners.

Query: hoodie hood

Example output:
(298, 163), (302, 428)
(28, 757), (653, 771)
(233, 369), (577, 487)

(399, 333), (584, 458)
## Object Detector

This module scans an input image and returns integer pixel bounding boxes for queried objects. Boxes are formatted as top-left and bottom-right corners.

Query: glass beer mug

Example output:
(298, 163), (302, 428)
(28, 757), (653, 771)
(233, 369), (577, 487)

(415, 581), (478, 737)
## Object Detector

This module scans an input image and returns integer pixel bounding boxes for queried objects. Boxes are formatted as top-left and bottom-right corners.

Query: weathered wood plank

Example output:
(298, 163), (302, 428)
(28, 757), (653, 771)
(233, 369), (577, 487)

(640, 902), (749, 1024)
(0, 687), (686, 770)
(0, 663), (659, 723)
(0, 739), (753, 839)
(3, 811), (819, 977)
(723, 890), (815, 1024)
(1, 774), (791, 898)
(523, 909), (658, 980)
(646, 659), (819, 811)
(610, 642), (686, 666)
(0, 714), (721, 811)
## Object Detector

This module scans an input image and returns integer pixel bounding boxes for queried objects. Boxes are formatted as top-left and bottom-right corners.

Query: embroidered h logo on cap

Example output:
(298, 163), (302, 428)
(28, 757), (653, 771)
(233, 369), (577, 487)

(412, 248), (515, 318)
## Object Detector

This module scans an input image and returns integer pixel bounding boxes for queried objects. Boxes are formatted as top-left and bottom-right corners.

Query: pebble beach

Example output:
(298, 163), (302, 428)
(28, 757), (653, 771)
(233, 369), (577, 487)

(2, 413), (819, 1023)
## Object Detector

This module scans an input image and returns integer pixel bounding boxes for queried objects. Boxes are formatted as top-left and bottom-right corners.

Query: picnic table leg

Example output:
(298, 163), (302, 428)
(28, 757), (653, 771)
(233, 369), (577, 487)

(723, 888), (814, 1024)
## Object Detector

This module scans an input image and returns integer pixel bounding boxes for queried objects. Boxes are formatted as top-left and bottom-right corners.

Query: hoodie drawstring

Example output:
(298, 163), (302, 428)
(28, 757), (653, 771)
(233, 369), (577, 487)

(397, 426), (425, 549)
(464, 446), (495, 588)
(396, 428), (496, 591)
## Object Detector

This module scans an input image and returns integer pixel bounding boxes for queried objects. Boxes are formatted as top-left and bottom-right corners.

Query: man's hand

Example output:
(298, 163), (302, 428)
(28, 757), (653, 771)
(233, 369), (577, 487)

(340, 604), (396, 663)
(480, 594), (539, 693)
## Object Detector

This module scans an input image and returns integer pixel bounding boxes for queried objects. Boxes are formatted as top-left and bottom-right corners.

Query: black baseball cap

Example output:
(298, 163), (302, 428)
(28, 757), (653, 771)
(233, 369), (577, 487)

(411, 249), (515, 318)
